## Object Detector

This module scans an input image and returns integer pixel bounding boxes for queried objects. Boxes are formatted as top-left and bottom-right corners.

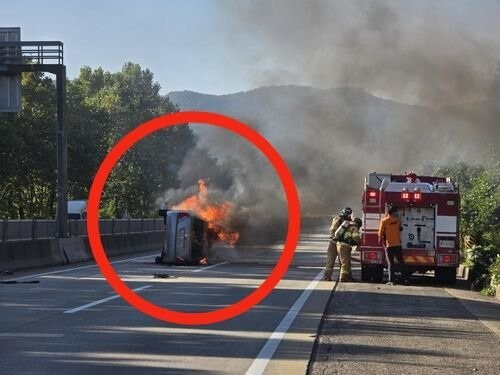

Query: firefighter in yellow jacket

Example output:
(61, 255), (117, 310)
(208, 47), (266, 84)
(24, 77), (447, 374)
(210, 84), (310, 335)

(323, 207), (353, 281)
(336, 217), (362, 282)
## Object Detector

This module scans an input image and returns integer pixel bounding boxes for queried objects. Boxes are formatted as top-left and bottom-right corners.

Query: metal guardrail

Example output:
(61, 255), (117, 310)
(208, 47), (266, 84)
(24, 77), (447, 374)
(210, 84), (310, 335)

(1, 218), (164, 242)
(0, 41), (64, 65)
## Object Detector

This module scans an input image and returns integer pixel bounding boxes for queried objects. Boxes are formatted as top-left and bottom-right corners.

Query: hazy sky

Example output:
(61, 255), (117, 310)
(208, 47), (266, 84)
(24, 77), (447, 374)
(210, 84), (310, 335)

(1, 0), (254, 94)
(2, 0), (500, 100)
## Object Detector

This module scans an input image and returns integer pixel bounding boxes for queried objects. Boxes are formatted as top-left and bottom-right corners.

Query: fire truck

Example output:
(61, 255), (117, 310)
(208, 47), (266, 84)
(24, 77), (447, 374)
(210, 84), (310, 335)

(360, 172), (460, 284)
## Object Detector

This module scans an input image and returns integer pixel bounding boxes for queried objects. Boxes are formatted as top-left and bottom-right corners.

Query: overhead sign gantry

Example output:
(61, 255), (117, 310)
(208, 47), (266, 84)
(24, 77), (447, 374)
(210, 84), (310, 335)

(0, 27), (68, 238)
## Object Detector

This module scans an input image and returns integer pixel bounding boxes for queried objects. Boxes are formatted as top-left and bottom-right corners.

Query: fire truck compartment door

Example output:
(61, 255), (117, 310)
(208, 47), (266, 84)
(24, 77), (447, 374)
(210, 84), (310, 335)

(175, 216), (192, 260)
(399, 207), (435, 249)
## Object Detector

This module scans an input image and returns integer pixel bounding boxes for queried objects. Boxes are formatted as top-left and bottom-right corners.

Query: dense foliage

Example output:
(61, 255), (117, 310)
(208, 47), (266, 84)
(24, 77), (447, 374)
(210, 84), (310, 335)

(435, 154), (500, 295)
(0, 63), (195, 219)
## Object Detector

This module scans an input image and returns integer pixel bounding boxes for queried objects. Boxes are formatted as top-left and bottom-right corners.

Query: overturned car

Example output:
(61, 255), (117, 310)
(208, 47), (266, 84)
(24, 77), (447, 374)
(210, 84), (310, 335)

(155, 210), (215, 265)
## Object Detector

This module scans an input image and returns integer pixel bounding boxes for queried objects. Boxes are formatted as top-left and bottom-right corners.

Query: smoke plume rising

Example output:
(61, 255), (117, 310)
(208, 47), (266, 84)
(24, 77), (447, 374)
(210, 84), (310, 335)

(160, 1), (500, 242)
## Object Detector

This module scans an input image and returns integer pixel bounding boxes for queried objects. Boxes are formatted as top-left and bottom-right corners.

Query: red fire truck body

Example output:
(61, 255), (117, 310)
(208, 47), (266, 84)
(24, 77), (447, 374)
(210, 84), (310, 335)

(360, 172), (460, 284)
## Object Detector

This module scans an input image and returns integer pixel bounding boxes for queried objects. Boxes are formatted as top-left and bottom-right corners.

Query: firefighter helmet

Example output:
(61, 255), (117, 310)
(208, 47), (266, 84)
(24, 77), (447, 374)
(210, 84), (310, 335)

(354, 217), (362, 228)
(341, 207), (353, 217)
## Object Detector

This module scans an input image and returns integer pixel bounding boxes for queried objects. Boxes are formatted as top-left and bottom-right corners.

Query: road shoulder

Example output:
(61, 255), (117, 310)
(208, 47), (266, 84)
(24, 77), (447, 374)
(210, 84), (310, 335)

(444, 285), (500, 337)
(308, 272), (500, 375)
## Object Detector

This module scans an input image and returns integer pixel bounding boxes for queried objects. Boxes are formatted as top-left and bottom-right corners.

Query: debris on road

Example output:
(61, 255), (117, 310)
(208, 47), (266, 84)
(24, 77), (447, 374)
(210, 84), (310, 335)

(153, 273), (171, 278)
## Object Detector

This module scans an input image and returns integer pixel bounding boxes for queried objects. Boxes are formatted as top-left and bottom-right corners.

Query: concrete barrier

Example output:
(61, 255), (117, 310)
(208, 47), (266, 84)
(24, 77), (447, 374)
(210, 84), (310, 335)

(0, 239), (65, 271)
(59, 237), (90, 264)
(83, 232), (164, 260)
(38, 240), (66, 268)
(102, 232), (163, 258)
(0, 242), (16, 271)
(0, 231), (164, 272)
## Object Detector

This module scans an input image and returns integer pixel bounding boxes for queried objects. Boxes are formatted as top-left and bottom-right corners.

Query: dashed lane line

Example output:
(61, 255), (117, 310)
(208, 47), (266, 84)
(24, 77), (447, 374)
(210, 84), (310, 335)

(192, 261), (229, 273)
(63, 285), (152, 314)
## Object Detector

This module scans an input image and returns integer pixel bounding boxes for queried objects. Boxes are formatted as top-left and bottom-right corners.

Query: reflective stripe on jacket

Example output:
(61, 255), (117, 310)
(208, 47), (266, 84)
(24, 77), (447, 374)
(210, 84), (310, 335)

(339, 223), (361, 246)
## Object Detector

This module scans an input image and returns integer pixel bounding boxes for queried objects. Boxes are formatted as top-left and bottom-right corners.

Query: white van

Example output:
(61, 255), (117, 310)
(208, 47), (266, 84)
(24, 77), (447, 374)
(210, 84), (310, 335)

(67, 200), (87, 220)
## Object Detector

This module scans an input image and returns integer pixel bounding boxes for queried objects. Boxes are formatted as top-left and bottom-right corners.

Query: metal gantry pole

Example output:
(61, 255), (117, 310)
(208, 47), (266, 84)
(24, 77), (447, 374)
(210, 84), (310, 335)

(56, 65), (68, 238)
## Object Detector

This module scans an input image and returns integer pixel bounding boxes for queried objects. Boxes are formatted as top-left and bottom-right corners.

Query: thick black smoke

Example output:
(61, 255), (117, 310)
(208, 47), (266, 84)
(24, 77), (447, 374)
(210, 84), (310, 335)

(159, 1), (500, 242)
(219, 0), (500, 107)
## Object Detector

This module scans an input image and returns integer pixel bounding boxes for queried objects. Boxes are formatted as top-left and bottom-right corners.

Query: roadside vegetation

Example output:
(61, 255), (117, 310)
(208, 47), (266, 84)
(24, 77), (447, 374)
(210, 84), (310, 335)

(0, 63), (195, 219)
(435, 154), (500, 296)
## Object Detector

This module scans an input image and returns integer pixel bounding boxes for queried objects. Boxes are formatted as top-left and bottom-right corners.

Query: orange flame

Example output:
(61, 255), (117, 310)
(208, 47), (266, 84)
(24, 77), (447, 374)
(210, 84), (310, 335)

(172, 179), (240, 245)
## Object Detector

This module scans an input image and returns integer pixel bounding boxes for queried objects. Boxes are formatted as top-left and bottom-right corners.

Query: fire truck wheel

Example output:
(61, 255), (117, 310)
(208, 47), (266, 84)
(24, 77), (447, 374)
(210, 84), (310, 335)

(361, 266), (384, 283)
(361, 266), (371, 282)
(373, 266), (384, 283)
(435, 267), (457, 285)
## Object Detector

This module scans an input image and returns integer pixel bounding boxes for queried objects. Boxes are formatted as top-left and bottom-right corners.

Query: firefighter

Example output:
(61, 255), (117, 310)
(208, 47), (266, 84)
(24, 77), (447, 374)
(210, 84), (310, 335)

(336, 217), (362, 282)
(323, 207), (353, 281)
(378, 205), (407, 285)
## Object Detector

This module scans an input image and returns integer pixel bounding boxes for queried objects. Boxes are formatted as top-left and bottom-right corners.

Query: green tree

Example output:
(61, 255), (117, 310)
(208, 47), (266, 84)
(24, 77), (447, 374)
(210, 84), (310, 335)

(435, 155), (499, 247)
(67, 66), (119, 200)
(67, 63), (195, 218)
(0, 72), (56, 218)
(0, 63), (196, 220)
(434, 149), (500, 268)
(460, 166), (500, 242)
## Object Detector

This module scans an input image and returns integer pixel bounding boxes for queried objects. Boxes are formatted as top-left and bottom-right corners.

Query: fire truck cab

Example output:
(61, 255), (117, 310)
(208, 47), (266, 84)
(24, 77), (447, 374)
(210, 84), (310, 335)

(360, 172), (460, 284)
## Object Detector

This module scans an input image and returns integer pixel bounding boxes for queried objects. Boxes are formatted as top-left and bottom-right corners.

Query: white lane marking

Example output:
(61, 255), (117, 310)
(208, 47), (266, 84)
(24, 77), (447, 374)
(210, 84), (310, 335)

(5, 254), (158, 282)
(246, 270), (325, 375)
(63, 285), (152, 314)
(192, 261), (229, 273)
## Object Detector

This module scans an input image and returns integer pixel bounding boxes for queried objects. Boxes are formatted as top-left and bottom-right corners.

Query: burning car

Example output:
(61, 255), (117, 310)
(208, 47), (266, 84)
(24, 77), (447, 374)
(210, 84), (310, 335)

(155, 179), (240, 265)
(155, 210), (211, 265)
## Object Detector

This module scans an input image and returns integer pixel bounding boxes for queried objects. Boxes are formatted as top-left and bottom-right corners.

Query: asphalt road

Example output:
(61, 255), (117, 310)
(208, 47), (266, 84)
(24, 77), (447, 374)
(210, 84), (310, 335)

(0, 232), (333, 375)
(308, 270), (500, 375)
(2, 232), (500, 375)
